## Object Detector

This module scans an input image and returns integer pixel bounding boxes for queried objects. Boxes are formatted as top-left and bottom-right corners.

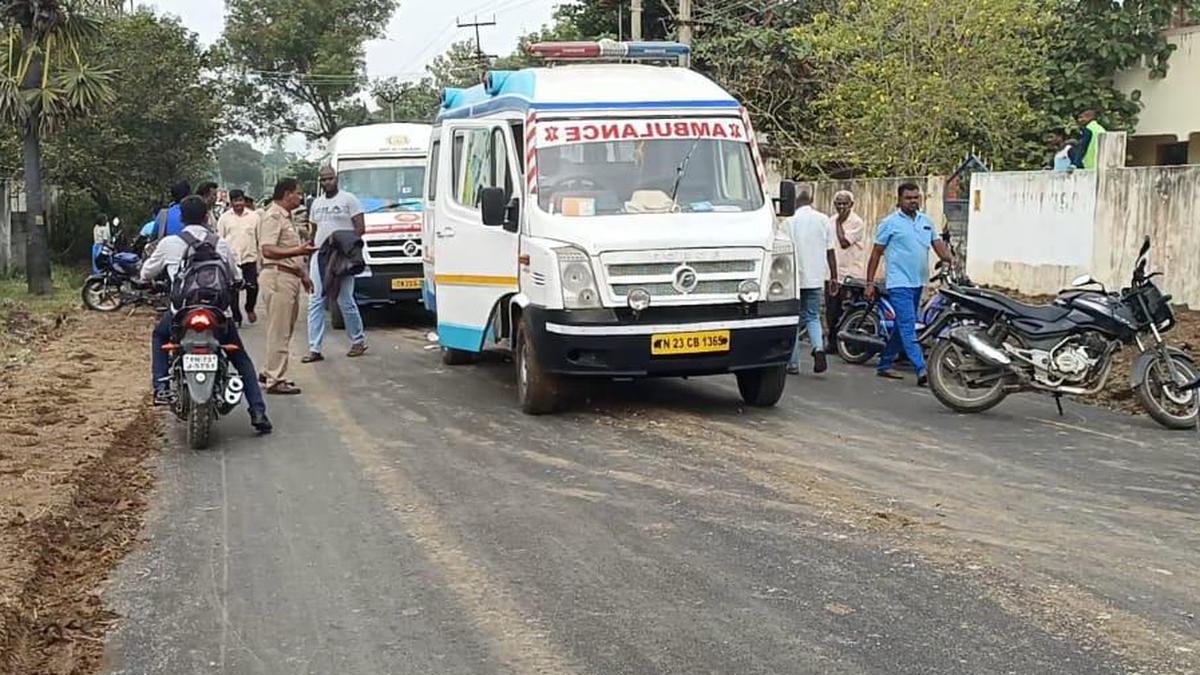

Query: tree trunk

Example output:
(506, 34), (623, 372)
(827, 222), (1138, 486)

(23, 120), (52, 295)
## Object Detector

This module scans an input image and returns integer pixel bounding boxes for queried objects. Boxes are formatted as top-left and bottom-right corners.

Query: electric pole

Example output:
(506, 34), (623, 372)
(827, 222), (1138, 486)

(678, 0), (693, 48)
(631, 0), (643, 41)
(457, 15), (497, 81)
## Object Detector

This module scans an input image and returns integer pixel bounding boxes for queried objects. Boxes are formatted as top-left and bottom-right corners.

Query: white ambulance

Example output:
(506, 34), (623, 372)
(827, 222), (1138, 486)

(423, 41), (800, 413)
(321, 123), (432, 321)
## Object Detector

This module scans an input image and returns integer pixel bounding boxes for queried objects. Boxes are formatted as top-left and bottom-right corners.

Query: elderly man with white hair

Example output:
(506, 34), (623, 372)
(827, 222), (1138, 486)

(825, 189), (868, 350)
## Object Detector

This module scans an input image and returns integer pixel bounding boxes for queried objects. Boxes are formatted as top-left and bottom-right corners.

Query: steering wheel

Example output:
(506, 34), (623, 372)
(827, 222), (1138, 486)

(550, 174), (603, 192)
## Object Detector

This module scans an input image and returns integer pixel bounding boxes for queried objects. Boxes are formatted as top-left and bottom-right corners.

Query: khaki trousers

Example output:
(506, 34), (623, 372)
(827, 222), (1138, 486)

(260, 268), (302, 387)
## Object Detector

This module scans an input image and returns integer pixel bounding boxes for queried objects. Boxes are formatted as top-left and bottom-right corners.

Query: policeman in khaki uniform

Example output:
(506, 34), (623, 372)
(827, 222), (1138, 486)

(257, 178), (315, 395)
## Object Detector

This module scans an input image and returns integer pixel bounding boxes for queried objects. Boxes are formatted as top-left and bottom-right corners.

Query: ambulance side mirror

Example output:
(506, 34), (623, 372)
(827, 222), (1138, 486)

(480, 187), (507, 227)
(776, 181), (797, 218)
(481, 187), (520, 232)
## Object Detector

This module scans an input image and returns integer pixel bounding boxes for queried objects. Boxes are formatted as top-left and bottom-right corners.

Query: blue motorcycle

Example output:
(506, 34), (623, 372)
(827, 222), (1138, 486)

(81, 239), (167, 312)
(835, 266), (970, 364)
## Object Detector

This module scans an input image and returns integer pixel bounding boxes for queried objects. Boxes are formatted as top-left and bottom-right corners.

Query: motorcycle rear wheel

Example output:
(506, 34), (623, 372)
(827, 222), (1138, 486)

(1134, 353), (1199, 430)
(186, 394), (215, 450)
(928, 339), (1008, 413)
(81, 278), (123, 312)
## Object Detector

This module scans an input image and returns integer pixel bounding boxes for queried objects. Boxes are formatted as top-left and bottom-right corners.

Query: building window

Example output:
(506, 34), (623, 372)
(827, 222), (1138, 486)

(1157, 142), (1189, 166)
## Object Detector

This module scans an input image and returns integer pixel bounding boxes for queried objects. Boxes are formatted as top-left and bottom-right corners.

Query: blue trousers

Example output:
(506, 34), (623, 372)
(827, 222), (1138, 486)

(152, 311), (266, 414)
(307, 255), (365, 353)
(790, 288), (825, 367)
(877, 286), (926, 376)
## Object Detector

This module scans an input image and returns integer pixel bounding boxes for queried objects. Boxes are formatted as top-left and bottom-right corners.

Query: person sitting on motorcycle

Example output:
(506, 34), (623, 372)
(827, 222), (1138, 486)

(140, 195), (272, 434)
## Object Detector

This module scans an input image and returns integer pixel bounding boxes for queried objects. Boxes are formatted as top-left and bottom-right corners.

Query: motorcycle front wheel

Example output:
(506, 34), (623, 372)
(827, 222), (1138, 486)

(81, 278), (123, 312)
(1134, 352), (1199, 430)
(927, 339), (1009, 413)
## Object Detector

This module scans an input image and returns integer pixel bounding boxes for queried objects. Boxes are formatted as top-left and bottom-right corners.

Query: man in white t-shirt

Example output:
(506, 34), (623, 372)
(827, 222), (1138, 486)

(303, 165), (367, 361)
(783, 190), (839, 375)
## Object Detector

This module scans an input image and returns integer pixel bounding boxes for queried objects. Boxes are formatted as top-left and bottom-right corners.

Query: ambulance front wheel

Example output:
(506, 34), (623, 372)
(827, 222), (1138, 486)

(516, 317), (561, 415)
(736, 365), (787, 407)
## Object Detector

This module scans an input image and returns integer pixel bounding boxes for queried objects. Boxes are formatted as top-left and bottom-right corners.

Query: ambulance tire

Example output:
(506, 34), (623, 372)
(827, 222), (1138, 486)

(516, 316), (561, 415)
(736, 365), (787, 407)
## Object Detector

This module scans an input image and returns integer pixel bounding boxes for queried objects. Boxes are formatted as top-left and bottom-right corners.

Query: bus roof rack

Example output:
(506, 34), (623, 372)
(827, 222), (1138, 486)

(526, 39), (691, 64)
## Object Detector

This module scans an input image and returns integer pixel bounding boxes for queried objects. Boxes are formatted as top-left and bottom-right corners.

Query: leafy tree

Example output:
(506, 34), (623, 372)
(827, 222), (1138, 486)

(792, 0), (1055, 177)
(371, 77), (440, 123)
(1040, 0), (1200, 135)
(217, 0), (398, 141)
(0, 0), (116, 293)
(216, 139), (264, 196)
(47, 10), (219, 223)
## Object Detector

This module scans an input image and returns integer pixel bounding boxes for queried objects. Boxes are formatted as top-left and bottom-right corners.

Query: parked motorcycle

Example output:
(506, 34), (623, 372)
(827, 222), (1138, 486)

(82, 237), (168, 312)
(835, 265), (971, 364)
(166, 306), (245, 449)
(927, 236), (1198, 429)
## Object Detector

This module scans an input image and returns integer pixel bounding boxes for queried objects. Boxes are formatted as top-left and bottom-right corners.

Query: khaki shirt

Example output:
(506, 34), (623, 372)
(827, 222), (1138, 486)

(258, 202), (304, 272)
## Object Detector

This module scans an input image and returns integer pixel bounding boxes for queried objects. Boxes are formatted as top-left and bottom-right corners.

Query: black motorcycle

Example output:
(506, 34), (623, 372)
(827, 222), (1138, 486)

(927, 236), (1198, 429)
(82, 240), (168, 312)
(166, 306), (245, 449)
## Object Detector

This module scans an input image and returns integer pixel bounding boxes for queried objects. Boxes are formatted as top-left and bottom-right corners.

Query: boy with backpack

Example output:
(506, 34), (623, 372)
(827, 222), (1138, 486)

(140, 196), (272, 434)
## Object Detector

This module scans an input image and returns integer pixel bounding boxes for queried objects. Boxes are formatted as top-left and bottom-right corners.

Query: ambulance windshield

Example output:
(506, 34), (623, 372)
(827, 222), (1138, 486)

(534, 119), (764, 217)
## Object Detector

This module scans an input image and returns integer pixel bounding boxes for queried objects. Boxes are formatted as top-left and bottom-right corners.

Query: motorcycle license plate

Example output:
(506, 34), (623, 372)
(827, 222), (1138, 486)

(182, 354), (218, 372)
(651, 330), (731, 355)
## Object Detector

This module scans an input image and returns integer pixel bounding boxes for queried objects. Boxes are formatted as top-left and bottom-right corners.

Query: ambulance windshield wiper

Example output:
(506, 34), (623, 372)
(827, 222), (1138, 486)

(669, 138), (703, 212)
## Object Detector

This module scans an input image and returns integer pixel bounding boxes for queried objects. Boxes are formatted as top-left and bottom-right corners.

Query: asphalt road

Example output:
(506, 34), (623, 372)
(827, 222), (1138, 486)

(103, 310), (1199, 675)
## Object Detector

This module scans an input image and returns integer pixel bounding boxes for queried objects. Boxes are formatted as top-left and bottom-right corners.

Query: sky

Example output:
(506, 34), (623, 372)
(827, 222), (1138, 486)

(141, 0), (563, 80)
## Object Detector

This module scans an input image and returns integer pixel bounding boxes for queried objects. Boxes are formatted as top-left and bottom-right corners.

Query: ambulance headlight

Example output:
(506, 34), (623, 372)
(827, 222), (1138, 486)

(737, 280), (760, 304)
(767, 248), (795, 301)
(555, 247), (602, 309)
(627, 288), (651, 312)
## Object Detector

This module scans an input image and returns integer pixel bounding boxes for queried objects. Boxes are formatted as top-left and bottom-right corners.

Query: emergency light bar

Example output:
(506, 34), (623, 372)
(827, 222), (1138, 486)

(527, 39), (691, 62)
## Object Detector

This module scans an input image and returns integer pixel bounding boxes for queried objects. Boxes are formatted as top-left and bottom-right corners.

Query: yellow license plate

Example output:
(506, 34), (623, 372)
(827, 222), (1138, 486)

(391, 278), (422, 290)
(651, 330), (731, 355)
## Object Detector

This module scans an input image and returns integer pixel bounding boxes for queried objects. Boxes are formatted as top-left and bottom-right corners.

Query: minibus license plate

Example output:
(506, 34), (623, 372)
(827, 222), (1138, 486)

(183, 354), (218, 372)
(651, 330), (730, 355)
(392, 278), (421, 290)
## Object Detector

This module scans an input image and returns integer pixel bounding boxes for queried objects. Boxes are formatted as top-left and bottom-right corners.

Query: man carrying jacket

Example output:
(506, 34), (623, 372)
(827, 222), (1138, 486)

(303, 165), (367, 362)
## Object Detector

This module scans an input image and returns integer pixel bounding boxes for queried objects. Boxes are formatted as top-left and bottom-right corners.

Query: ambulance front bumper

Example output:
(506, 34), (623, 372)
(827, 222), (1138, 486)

(525, 302), (800, 377)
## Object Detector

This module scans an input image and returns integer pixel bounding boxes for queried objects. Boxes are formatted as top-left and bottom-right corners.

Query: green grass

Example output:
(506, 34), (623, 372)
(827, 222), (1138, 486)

(0, 265), (90, 318)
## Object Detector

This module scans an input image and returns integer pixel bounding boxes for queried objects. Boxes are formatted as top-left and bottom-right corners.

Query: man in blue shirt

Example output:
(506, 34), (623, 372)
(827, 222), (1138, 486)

(865, 182), (952, 386)
(140, 180), (192, 240)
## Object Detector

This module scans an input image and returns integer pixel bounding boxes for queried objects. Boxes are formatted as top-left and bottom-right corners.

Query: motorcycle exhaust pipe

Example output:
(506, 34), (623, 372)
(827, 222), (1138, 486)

(837, 330), (888, 353)
(965, 333), (1012, 367)
(224, 376), (244, 406)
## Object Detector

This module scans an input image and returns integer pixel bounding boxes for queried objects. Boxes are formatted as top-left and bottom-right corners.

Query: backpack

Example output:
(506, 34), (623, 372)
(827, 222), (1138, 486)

(171, 231), (232, 311)
(142, 206), (172, 259)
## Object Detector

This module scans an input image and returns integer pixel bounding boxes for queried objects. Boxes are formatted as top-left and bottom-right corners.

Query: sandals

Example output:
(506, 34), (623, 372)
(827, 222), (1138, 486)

(347, 343), (368, 358)
(301, 352), (325, 363)
(266, 382), (303, 395)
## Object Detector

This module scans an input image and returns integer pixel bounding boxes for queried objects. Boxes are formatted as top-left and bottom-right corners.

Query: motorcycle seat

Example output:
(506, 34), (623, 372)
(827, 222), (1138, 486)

(958, 287), (1071, 322)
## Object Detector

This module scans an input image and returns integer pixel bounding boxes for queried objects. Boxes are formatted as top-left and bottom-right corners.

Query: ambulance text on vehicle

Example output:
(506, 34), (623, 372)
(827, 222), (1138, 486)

(320, 123), (432, 316)
(423, 42), (801, 413)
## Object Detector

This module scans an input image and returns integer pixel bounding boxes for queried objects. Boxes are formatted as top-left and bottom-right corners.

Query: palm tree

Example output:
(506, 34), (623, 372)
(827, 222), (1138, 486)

(0, 0), (114, 294)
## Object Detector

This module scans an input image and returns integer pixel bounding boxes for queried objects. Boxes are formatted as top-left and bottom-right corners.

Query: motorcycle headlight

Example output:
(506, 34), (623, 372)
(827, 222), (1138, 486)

(767, 245), (796, 301)
(555, 247), (602, 309)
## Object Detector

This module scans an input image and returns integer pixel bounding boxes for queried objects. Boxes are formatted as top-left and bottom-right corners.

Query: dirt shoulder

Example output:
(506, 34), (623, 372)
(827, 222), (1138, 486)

(0, 298), (158, 674)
